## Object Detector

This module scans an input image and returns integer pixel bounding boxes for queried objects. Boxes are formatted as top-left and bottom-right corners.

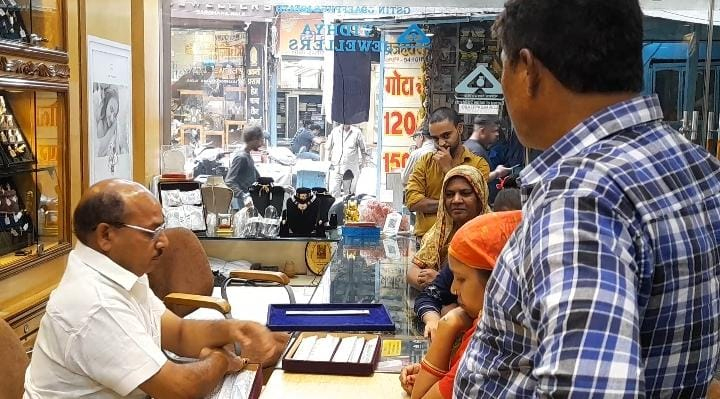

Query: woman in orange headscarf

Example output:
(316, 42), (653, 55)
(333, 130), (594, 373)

(400, 210), (522, 399)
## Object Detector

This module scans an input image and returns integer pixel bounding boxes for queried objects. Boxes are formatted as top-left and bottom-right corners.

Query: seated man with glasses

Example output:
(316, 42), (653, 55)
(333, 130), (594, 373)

(24, 179), (281, 399)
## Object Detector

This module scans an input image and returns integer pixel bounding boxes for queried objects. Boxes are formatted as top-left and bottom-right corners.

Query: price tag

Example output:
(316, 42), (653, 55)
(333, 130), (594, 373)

(381, 339), (402, 357)
(382, 212), (402, 237)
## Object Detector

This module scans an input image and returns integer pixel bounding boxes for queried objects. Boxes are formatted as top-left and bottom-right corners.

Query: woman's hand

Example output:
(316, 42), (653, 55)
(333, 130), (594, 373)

(417, 269), (439, 288)
(422, 312), (441, 340)
(399, 363), (421, 394)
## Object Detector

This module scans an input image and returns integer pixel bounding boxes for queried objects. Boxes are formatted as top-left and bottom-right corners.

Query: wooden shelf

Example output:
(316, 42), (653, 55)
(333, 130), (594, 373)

(179, 89), (204, 96)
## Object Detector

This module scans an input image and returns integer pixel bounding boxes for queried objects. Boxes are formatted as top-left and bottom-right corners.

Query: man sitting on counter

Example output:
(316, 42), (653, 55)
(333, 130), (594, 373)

(23, 179), (283, 399)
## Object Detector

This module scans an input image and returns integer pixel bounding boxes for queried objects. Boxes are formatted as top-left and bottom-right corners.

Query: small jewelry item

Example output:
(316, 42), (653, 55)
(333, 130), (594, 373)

(297, 193), (308, 211)
(10, 227), (18, 237)
(5, 198), (11, 206)
(0, 131), (7, 143)
(4, 214), (10, 224)
(15, 143), (25, 154)
(14, 211), (21, 222)
(7, 145), (16, 158)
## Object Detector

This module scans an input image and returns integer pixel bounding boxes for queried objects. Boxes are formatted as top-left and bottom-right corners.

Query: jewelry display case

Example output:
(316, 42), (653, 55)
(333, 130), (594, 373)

(0, 0), (70, 354)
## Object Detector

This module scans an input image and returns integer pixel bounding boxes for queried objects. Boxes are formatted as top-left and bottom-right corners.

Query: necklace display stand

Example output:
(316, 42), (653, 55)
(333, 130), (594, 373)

(249, 177), (284, 214)
(201, 175), (233, 215)
(283, 188), (319, 237)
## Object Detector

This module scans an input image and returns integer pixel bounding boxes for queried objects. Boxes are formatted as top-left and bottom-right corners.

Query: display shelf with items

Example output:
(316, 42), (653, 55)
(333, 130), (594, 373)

(157, 180), (206, 232)
(0, 0), (69, 358)
(0, 89), (68, 279)
(0, 95), (34, 166)
(276, 93), (286, 138)
(0, 0), (65, 52)
(224, 119), (246, 149)
(202, 129), (225, 150)
(298, 95), (323, 130)
(0, 1), (29, 43)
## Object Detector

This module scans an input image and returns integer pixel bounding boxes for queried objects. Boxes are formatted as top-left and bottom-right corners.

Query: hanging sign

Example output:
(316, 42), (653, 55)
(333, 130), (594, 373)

(246, 44), (265, 127)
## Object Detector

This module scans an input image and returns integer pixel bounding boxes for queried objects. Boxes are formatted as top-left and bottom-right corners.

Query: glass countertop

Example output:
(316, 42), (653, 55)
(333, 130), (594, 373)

(309, 235), (424, 338)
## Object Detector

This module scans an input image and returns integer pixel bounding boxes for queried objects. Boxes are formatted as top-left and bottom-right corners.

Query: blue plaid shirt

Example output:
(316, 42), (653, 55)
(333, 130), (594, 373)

(454, 95), (720, 398)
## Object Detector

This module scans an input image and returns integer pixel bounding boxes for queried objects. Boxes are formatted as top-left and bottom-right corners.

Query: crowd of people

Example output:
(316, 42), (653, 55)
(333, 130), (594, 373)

(19, 0), (720, 398)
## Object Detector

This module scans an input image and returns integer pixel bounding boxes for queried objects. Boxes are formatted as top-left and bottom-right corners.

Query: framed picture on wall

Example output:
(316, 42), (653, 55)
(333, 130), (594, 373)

(87, 36), (133, 184)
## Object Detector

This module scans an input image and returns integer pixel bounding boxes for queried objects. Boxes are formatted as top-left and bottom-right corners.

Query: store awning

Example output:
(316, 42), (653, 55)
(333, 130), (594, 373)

(191, 0), (709, 12)
(643, 9), (720, 26)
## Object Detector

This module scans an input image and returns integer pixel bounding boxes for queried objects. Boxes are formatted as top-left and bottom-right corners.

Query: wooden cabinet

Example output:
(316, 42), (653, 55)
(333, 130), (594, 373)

(0, 0), (71, 344)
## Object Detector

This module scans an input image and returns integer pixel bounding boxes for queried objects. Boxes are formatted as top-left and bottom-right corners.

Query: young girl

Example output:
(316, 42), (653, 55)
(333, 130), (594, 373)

(401, 210), (522, 399)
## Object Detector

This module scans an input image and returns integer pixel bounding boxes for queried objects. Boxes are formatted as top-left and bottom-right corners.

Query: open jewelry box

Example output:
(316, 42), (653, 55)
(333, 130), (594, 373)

(282, 332), (383, 376)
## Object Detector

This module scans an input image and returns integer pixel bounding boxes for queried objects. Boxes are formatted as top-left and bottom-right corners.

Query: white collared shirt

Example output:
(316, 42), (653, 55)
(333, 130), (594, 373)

(24, 242), (167, 398)
(325, 125), (368, 172)
(401, 140), (435, 185)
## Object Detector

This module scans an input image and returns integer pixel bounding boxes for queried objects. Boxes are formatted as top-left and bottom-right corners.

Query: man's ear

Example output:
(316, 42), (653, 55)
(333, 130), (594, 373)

(519, 48), (541, 97)
(95, 223), (114, 252)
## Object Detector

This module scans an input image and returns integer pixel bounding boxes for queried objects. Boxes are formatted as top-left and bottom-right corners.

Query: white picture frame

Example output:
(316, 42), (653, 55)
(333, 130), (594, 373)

(87, 36), (132, 184)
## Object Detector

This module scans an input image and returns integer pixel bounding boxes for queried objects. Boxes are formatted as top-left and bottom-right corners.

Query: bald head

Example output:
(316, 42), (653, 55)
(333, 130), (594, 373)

(73, 179), (155, 245)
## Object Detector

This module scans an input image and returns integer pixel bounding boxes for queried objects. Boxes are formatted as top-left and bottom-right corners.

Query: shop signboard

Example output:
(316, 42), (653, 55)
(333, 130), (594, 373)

(246, 44), (265, 127)
(278, 14), (324, 57)
(382, 146), (412, 174)
(381, 30), (425, 176)
(275, 5), (502, 17)
(171, 2), (274, 21)
(458, 102), (500, 115)
(383, 68), (424, 108)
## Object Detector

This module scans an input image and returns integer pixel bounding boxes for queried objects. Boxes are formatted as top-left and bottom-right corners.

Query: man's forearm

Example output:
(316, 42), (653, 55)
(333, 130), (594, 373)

(140, 350), (228, 399)
(409, 198), (439, 214)
(175, 319), (236, 357)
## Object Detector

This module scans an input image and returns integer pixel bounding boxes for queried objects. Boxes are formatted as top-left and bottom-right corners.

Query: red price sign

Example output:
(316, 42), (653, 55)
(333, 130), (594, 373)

(383, 151), (410, 173)
(383, 110), (417, 137)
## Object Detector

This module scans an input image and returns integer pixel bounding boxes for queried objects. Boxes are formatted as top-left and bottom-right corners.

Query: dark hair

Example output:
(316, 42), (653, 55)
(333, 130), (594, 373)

(308, 123), (321, 131)
(429, 107), (461, 125)
(73, 191), (125, 244)
(493, 0), (643, 93)
(473, 115), (499, 127)
(493, 188), (521, 211)
(243, 125), (264, 143)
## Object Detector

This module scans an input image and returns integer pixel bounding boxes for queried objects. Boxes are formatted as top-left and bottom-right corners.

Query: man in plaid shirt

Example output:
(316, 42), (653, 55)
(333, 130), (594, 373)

(455, 0), (720, 398)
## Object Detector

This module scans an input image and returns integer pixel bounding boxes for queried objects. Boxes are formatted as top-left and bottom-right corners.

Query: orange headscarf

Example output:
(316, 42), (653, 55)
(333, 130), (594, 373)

(448, 210), (522, 270)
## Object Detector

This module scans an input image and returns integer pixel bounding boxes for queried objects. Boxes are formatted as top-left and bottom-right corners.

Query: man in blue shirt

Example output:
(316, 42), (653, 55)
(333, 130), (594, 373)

(455, 0), (720, 398)
(290, 123), (323, 161)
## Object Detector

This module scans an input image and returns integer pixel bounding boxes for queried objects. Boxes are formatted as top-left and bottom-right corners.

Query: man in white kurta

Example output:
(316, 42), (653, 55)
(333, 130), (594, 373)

(24, 242), (167, 398)
(23, 179), (284, 399)
(325, 124), (370, 197)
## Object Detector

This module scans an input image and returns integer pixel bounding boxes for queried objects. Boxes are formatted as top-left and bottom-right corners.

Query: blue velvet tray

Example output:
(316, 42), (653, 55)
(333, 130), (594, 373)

(267, 303), (395, 332)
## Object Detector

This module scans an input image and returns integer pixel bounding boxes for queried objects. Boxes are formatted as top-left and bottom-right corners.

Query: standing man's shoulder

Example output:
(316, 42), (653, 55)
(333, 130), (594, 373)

(462, 147), (490, 178)
(414, 151), (435, 169)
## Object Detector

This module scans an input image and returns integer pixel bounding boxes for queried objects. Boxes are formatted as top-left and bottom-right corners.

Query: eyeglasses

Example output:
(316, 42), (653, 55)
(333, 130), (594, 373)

(119, 223), (166, 241)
